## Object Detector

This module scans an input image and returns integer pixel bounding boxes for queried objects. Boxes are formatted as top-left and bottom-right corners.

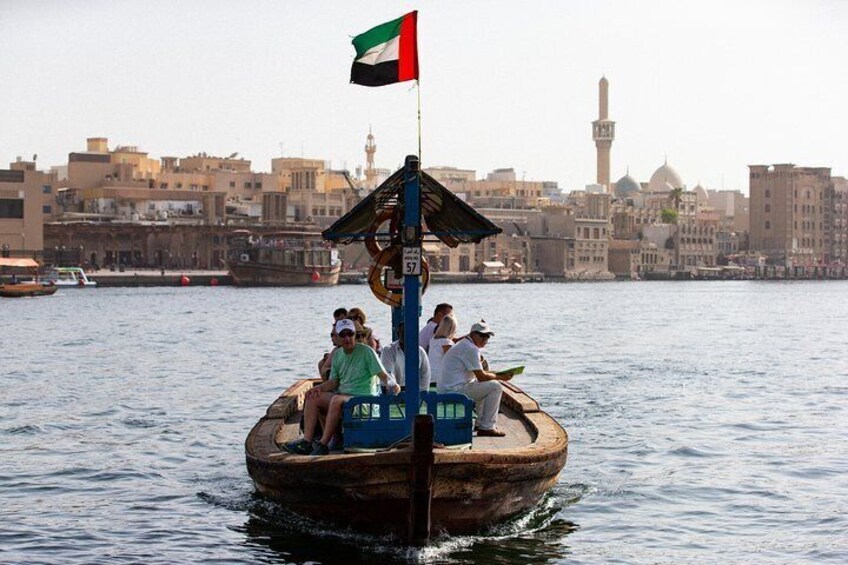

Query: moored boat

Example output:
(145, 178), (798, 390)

(226, 230), (341, 286)
(0, 281), (58, 298)
(45, 266), (98, 287)
(0, 258), (58, 297)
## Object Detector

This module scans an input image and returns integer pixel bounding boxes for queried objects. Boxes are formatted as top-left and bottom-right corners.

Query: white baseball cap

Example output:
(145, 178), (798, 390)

(335, 319), (356, 334)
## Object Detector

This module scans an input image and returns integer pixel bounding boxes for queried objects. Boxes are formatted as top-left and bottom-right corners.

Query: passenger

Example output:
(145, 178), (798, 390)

(418, 303), (453, 352)
(318, 308), (348, 380)
(381, 323), (431, 392)
(318, 325), (341, 381)
(347, 307), (367, 325)
(284, 319), (400, 456)
(348, 307), (381, 353)
(438, 320), (514, 437)
(428, 314), (457, 390)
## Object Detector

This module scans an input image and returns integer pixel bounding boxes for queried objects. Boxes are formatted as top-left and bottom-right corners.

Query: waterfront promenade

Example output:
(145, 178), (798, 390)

(89, 269), (230, 287)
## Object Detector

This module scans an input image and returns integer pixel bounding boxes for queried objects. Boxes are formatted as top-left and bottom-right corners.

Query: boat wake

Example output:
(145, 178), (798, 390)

(228, 488), (580, 563)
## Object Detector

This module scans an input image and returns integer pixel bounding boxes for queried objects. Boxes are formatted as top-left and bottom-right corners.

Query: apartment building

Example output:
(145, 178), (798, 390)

(749, 164), (834, 265)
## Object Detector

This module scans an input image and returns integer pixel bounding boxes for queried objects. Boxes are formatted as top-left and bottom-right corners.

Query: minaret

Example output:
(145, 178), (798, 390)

(364, 127), (377, 189)
(592, 76), (615, 191)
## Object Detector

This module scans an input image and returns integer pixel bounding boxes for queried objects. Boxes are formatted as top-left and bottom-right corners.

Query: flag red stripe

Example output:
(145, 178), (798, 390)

(397, 11), (418, 82)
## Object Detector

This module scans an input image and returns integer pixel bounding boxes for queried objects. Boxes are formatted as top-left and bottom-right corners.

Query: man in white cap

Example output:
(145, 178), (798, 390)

(437, 320), (514, 437)
(284, 318), (400, 456)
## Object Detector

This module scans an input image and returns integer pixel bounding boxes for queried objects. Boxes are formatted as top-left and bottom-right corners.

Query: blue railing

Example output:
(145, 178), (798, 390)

(342, 392), (474, 450)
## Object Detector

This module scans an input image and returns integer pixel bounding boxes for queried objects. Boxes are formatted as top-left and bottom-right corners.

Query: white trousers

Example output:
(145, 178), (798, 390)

(461, 380), (503, 430)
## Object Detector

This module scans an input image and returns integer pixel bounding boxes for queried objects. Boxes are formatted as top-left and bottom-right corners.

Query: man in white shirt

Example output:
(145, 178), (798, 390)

(437, 320), (514, 437)
(380, 323), (431, 392)
(418, 303), (453, 352)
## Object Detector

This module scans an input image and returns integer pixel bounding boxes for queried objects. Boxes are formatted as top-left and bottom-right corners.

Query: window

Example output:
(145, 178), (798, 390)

(765, 220), (771, 230)
(160, 183), (168, 189)
(765, 204), (771, 212)
(0, 199), (24, 218)
(42, 205), (52, 214)
(765, 189), (770, 198)
(255, 182), (262, 189)
(229, 181), (235, 188)
(176, 183), (183, 189)
(42, 185), (52, 194)
(244, 182), (251, 189)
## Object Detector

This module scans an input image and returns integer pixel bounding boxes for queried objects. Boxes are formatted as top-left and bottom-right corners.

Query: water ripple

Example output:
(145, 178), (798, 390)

(2, 283), (847, 564)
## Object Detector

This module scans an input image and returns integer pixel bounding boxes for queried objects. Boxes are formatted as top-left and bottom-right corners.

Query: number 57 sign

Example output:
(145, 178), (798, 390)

(402, 247), (421, 276)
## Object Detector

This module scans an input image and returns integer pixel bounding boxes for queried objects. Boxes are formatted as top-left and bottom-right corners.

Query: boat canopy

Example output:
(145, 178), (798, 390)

(0, 257), (39, 268)
(322, 168), (502, 248)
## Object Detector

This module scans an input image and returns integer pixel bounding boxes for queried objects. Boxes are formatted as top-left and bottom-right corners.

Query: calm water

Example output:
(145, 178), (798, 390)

(2, 282), (847, 564)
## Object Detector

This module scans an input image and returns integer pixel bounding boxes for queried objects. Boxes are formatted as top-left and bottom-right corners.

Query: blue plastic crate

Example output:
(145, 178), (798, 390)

(342, 392), (474, 450)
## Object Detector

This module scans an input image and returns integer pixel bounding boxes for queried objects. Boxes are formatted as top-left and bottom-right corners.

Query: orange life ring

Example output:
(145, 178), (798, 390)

(364, 209), (400, 259)
(368, 245), (430, 307)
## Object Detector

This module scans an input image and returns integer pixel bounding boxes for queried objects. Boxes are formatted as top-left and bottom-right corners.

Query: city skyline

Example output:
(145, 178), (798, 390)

(2, 0), (846, 194)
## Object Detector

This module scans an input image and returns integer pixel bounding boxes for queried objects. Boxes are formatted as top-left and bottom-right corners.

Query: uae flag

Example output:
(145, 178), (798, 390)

(350, 11), (418, 87)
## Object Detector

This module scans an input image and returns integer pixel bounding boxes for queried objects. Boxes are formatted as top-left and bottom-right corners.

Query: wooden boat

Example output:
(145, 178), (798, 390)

(245, 158), (568, 543)
(245, 378), (568, 536)
(0, 281), (58, 297)
(0, 257), (58, 297)
(226, 230), (341, 286)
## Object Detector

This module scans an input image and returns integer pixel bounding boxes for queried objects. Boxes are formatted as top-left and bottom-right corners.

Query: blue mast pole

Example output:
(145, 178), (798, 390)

(402, 155), (421, 431)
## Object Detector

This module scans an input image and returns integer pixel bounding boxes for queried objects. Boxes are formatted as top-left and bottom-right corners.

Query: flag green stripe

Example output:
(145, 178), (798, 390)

(351, 15), (404, 58)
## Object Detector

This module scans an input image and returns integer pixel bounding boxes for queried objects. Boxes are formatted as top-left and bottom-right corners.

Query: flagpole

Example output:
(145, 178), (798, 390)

(417, 80), (422, 163)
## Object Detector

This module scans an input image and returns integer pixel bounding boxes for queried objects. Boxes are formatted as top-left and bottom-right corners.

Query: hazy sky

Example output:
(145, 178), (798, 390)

(2, 0), (846, 194)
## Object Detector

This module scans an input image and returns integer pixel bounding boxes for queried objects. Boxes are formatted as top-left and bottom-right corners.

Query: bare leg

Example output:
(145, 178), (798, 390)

(320, 394), (351, 445)
(303, 392), (334, 442)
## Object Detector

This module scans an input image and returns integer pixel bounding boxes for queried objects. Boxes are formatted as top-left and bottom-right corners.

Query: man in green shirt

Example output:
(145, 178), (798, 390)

(284, 319), (399, 456)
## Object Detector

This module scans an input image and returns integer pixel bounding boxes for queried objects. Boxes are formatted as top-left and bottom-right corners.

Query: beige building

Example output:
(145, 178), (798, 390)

(423, 166), (477, 185)
(831, 176), (848, 264)
(608, 239), (671, 278)
(749, 164), (834, 265)
(527, 194), (612, 279)
(1, 159), (57, 254)
(272, 157), (327, 192)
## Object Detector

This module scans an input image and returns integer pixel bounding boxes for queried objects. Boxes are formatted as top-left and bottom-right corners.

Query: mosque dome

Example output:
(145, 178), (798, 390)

(614, 173), (640, 197)
(648, 162), (684, 192)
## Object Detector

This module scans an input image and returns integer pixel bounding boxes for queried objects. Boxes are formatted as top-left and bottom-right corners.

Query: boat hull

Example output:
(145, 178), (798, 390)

(0, 283), (58, 297)
(245, 379), (568, 536)
(227, 261), (340, 287)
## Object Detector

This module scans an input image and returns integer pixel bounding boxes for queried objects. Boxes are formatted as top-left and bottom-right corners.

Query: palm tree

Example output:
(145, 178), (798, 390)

(669, 187), (684, 211)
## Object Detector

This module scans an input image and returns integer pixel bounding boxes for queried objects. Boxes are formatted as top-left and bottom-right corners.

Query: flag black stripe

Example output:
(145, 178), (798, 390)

(350, 61), (399, 87)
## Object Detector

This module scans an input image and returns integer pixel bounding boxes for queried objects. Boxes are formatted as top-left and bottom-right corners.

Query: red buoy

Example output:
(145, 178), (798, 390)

(311, 270), (320, 283)
(180, 275), (190, 286)
(210, 277), (219, 286)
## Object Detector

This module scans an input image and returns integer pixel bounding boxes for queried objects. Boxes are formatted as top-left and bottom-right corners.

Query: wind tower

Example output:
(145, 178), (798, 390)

(364, 127), (377, 189)
(592, 76), (616, 191)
